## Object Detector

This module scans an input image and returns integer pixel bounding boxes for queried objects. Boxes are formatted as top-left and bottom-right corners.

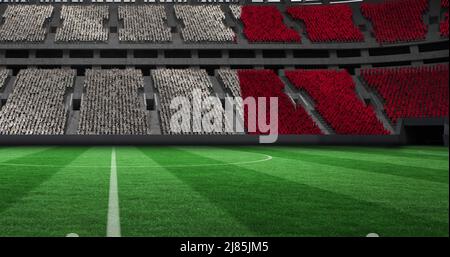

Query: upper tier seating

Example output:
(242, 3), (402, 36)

(361, 0), (429, 44)
(0, 69), (75, 135)
(441, 0), (449, 37)
(361, 64), (449, 125)
(0, 69), (9, 89)
(77, 69), (150, 135)
(0, 5), (53, 42)
(56, 5), (109, 42)
(174, 5), (235, 42)
(231, 5), (301, 43)
(441, 13), (449, 37)
(152, 69), (229, 134)
(118, 5), (172, 42)
(285, 69), (389, 135)
(287, 4), (364, 43)
(231, 69), (321, 134)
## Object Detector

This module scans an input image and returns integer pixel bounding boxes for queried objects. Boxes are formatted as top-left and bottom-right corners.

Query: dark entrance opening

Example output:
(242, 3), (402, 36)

(404, 125), (444, 145)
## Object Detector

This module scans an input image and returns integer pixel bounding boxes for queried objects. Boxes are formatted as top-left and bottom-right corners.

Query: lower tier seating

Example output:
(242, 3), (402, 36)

(0, 69), (75, 135)
(152, 69), (229, 135)
(285, 69), (389, 135)
(361, 64), (449, 125)
(77, 69), (150, 135)
(218, 69), (322, 135)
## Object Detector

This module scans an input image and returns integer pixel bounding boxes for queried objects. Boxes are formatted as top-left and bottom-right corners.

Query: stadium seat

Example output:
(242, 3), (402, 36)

(56, 5), (109, 42)
(174, 5), (235, 42)
(287, 4), (364, 43)
(77, 69), (150, 135)
(152, 69), (229, 135)
(441, 0), (449, 37)
(0, 5), (53, 42)
(218, 69), (322, 135)
(118, 5), (172, 43)
(285, 69), (389, 135)
(0, 69), (75, 135)
(361, 0), (429, 43)
(0, 69), (9, 89)
(361, 64), (449, 125)
(231, 5), (301, 43)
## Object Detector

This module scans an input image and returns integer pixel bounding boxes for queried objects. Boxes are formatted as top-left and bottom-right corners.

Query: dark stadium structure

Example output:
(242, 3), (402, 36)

(0, 0), (448, 145)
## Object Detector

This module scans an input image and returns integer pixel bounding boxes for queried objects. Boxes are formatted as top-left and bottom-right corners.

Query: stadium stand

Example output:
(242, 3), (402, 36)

(361, 64), (449, 125)
(285, 69), (389, 135)
(118, 5), (172, 43)
(152, 69), (228, 135)
(287, 4), (364, 43)
(0, 2), (448, 142)
(231, 5), (301, 43)
(0, 69), (9, 89)
(174, 5), (235, 42)
(0, 5), (53, 42)
(217, 69), (244, 124)
(55, 5), (109, 42)
(360, 0), (429, 44)
(0, 69), (75, 135)
(441, 0), (449, 37)
(77, 69), (150, 135)
(220, 69), (322, 134)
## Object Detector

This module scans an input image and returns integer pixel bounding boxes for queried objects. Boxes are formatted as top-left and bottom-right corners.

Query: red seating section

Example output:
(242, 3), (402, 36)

(361, 65), (449, 125)
(287, 4), (364, 43)
(237, 70), (321, 135)
(361, 0), (429, 43)
(240, 6), (301, 43)
(441, 0), (449, 37)
(285, 69), (389, 135)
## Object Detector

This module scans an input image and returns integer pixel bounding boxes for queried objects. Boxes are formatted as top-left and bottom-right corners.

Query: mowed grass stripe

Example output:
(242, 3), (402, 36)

(0, 146), (53, 163)
(299, 146), (448, 161)
(239, 146), (448, 184)
(278, 146), (448, 171)
(198, 146), (448, 223)
(0, 147), (110, 236)
(169, 147), (447, 236)
(398, 146), (449, 153)
(117, 147), (252, 236)
(0, 147), (89, 214)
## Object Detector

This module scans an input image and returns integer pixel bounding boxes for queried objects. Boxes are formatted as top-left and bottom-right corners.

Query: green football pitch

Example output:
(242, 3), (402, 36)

(0, 145), (448, 237)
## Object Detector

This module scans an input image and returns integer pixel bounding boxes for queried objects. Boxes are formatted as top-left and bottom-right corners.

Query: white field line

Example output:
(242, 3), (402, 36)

(107, 147), (121, 237)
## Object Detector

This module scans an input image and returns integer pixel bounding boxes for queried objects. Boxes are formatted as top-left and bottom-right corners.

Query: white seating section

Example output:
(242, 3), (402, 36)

(0, 5), (53, 42)
(77, 69), (150, 135)
(229, 4), (242, 20)
(118, 5), (172, 42)
(56, 5), (109, 42)
(0, 69), (75, 135)
(174, 5), (235, 42)
(217, 69), (244, 120)
(152, 69), (228, 134)
(0, 69), (9, 89)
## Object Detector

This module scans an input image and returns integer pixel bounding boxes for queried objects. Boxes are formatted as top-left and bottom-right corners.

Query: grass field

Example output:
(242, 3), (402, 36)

(0, 146), (448, 237)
